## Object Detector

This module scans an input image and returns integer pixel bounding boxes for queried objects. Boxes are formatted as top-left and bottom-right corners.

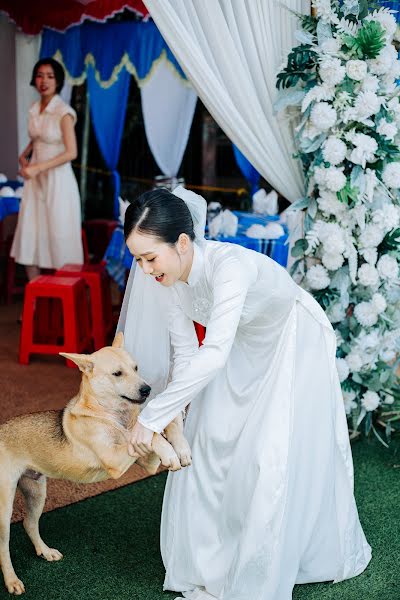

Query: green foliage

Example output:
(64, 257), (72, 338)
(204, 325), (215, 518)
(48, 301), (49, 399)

(337, 182), (360, 206)
(378, 228), (400, 255)
(312, 287), (340, 310)
(276, 45), (317, 90)
(342, 19), (386, 59)
(298, 14), (318, 35)
(291, 238), (309, 257)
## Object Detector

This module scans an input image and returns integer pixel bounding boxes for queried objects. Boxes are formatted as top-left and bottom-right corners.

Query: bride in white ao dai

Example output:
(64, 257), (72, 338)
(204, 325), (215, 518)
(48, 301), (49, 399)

(120, 187), (371, 600)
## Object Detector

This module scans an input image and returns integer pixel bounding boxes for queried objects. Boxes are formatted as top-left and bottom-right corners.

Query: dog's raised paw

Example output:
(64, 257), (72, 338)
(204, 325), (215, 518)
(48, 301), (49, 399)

(6, 577), (25, 595)
(38, 547), (63, 562)
(177, 451), (192, 467)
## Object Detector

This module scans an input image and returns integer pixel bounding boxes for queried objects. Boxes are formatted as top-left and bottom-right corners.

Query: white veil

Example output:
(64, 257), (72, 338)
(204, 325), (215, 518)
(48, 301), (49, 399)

(117, 186), (207, 397)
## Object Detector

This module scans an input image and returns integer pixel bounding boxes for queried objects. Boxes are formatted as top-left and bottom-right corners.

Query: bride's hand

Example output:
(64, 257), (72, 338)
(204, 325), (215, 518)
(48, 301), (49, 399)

(129, 421), (154, 457)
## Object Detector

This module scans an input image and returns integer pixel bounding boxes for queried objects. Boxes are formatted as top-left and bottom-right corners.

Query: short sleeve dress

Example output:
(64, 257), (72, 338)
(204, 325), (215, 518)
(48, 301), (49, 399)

(11, 94), (83, 269)
(133, 241), (371, 600)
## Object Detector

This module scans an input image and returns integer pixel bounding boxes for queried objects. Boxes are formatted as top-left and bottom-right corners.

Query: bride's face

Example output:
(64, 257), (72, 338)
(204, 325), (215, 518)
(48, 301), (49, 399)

(126, 230), (194, 287)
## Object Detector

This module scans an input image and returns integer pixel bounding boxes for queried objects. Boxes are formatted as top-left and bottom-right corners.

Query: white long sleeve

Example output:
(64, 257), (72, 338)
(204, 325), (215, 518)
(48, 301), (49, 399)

(137, 254), (257, 433)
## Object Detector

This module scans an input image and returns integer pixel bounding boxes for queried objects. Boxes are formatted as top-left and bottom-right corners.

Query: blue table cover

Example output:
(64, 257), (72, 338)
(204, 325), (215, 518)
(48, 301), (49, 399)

(0, 181), (22, 222)
(104, 211), (289, 289)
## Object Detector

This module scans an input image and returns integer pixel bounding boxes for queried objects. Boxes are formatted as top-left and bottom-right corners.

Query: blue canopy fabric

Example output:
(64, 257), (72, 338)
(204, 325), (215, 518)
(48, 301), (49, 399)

(232, 144), (260, 196)
(86, 65), (131, 217)
(40, 20), (186, 88)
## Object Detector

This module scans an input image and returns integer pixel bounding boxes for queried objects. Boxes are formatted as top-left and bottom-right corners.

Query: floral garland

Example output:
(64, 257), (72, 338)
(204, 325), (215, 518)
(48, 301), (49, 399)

(277, 0), (400, 442)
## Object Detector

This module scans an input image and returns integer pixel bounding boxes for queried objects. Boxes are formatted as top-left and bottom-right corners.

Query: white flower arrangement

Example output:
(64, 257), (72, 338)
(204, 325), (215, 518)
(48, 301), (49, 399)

(311, 101), (338, 130)
(346, 59), (368, 81)
(278, 1), (400, 439)
(382, 162), (400, 189)
(306, 264), (331, 290)
(322, 137), (348, 165)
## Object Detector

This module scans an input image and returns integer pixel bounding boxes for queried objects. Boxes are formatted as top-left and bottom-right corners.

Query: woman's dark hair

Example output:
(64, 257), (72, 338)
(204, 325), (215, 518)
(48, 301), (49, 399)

(124, 188), (195, 245)
(30, 58), (65, 94)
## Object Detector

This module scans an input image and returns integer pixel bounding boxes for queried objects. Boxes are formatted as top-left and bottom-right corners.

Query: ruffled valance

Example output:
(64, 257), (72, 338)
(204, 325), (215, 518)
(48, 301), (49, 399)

(40, 20), (187, 88)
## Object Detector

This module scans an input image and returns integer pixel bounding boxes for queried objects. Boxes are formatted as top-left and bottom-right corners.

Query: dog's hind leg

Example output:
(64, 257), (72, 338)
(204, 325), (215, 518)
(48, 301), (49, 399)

(0, 472), (25, 595)
(18, 474), (63, 563)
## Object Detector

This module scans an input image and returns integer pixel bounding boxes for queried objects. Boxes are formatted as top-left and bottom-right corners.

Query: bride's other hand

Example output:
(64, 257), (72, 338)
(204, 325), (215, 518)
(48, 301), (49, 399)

(129, 421), (154, 457)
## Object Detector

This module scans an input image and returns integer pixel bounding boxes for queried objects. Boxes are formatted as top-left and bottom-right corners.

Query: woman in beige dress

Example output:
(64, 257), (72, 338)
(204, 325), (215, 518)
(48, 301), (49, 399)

(11, 58), (83, 278)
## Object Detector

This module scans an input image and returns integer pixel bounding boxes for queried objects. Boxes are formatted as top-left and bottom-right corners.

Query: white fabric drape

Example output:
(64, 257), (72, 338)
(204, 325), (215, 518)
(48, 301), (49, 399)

(143, 0), (308, 203)
(141, 58), (197, 177)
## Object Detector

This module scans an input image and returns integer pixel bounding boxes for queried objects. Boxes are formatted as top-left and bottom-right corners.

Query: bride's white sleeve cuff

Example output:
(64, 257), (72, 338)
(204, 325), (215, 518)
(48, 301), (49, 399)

(137, 414), (163, 434)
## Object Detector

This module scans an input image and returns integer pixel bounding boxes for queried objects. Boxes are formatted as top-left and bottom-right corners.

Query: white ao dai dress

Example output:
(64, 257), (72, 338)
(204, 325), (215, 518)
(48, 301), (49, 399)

(136, 241), (371, 600)
(11, 94), (83, 269)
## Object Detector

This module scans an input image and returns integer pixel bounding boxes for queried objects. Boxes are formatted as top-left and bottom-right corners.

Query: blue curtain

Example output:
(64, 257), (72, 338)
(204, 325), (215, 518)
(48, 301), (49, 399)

(86, 65), (130, 218)
(40, 20), (186, 85)
(232, 145), (260, 196)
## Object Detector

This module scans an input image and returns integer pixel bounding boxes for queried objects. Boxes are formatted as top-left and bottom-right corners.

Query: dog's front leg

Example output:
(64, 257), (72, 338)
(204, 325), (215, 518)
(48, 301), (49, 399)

(0, 473), (25, 595)
(151, 434), (182, 471)
(164, 414), (192, 467)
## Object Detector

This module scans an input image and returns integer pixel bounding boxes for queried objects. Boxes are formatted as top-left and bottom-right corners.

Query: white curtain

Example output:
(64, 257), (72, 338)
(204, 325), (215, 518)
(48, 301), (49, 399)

(15, 32), (41, 155)
(141, 58), (197, 177)
(143, 0), (309, 203)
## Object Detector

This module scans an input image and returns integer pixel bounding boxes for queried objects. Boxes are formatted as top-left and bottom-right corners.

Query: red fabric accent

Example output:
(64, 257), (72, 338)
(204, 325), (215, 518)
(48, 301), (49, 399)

(0, 0), (150, 35)
(193, 321), (206, 347)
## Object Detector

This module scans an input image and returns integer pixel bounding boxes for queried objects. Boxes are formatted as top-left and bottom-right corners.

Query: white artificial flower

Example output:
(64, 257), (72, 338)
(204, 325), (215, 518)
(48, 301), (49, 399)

(368, 45), (396, 76)
(358, 224), (385, 248)
(366, 10), (398, 41)
(322, 137), (347, 165)
(358, 263), (380, 286)
(354, 302), (379, 326)
(371, 292), (387, 313)
(348, 133), (378, 168)
(319, 37), (341, 55)
(372, 204), (400, 232)
(317, 189), (346, 217)
(301, 84), (335, 113)
(346, 59), (368, 81)
(359, 247), (378, 265)
(387, 97), (400, 124)
(336, 357), (350, 382)
(354, 91), (382, 118)
(361, 74), (379, 93)
(324, 166), (346, 192)
(361, 390), (380, 411)
(306, 264), (331, 290)
(322, 252), (344, 270)
(382, 162), (400, 189)
(312, 0), (337, 24)
(310, 102), (337, 131)
(377, 254), (399, 280)
(377, 119), (398, 141)
(328, 302), (346, 323)
(346, 351), (364, 372)
(343, 390), (357, 414)
(319, 57), (346, 86)
(318, 221), (346, 254)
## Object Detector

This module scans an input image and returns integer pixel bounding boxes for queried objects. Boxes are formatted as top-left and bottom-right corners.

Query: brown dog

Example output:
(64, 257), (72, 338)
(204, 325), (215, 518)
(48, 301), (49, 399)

(0, 332), (191, 595)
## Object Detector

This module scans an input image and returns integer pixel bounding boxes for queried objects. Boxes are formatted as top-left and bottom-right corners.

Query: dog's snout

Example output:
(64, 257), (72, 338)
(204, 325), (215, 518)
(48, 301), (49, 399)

(140, 384), (151, 399)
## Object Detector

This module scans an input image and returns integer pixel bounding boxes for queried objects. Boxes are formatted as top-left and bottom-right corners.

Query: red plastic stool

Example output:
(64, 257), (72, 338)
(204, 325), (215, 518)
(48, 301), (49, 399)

(83, 219), (118, 263)
(55, 263), (113, 350)
(19, 275), (92, 367)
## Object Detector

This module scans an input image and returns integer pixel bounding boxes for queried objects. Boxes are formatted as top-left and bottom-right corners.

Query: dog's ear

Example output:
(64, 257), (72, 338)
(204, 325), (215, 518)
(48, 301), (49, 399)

(60, 352), (94, 373)
(112, 331), (124, 349)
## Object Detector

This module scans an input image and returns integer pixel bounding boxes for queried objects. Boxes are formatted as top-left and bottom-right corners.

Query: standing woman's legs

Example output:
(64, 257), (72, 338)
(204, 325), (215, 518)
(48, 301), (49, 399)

(25, 266), (40, 281)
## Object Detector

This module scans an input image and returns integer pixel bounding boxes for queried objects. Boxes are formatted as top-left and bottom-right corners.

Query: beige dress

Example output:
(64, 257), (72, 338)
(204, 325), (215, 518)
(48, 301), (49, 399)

(11, 94), (83, 269)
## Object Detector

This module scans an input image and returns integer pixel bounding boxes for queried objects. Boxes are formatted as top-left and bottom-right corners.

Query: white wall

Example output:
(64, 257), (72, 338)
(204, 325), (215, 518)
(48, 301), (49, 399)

(15, 31), (41, 155)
